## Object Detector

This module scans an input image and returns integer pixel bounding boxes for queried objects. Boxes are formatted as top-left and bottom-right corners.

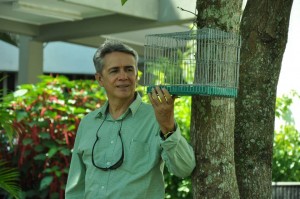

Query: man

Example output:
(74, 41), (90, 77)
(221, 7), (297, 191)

(65, 40), (196, 199)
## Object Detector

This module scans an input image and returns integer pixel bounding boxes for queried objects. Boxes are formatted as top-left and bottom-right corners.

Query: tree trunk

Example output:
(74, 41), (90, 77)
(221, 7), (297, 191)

(191, 1), (242, 198)
(234, 0), (293, 198)
(191, 97), (240, 198)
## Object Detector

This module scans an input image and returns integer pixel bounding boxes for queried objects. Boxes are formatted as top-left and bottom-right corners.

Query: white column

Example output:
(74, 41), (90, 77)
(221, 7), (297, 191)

(17, 35), (43, 85)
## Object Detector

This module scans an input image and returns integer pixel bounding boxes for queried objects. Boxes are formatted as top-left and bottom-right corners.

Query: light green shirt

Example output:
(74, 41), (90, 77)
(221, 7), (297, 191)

(65, 94), (196, 199)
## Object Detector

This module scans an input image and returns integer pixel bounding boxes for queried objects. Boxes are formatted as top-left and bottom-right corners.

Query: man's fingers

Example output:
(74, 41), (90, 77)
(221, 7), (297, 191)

(149, 86), (177, 106)
(148, 90), (158, 106)
(160, 87), (176, 105)
(155, 87), (167, 103)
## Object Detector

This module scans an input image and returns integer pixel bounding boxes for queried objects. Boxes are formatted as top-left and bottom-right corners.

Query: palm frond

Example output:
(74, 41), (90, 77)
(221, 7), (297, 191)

(0, 77), (17, 145)
(0, 161), (21, 199)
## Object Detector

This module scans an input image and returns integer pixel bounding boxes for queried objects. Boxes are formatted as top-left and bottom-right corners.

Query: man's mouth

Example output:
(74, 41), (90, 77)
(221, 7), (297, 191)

(116, 85), (130, 88)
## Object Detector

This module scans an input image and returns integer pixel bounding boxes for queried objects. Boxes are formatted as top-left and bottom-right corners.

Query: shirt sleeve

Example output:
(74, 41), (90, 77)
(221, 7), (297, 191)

(65, 120), (86, 199)
(160, 126), (196, 178)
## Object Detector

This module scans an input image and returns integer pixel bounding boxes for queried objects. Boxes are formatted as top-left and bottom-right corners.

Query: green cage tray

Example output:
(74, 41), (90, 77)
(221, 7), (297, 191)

(146, 85), (237, 97)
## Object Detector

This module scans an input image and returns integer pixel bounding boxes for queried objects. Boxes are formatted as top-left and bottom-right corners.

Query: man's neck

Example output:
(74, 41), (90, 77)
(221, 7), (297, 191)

(108, 94), (136, 119)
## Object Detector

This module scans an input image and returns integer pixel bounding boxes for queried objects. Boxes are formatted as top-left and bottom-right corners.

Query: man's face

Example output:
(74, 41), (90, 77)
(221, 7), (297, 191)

(96, 52), (138, 101)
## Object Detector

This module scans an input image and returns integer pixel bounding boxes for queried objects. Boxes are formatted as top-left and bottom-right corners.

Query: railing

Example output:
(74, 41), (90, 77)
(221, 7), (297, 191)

(273, 182), (300, 199)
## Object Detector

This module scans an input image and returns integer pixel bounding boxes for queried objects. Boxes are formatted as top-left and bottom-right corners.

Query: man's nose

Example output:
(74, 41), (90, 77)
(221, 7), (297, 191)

(118, 70), (128, 80)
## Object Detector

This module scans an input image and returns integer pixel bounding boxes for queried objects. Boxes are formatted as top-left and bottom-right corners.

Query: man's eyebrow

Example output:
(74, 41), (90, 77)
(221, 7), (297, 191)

(108, 66), (119, 71)
(124, 65), (135, 68)
(108, 65), (134, 71)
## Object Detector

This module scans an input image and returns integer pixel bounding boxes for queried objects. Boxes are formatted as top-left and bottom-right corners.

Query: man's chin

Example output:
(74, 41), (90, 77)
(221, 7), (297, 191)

(116, 91), (135, 98)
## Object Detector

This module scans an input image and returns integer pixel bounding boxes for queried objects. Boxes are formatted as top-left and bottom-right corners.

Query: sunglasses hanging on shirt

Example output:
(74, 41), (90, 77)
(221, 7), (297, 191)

(91, 116), (124, 171)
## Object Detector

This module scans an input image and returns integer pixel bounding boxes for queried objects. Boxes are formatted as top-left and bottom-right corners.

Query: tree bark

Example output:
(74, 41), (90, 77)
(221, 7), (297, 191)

(234, 0), (293, 198)
(191, 1), (242, 198)
(191, 97), (239, 198)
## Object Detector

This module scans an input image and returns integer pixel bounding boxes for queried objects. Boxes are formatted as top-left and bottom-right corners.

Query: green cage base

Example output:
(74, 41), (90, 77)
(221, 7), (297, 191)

(146, 85), (237, 97)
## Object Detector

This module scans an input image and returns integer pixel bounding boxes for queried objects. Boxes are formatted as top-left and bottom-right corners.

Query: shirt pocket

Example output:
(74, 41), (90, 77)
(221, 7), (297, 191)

(123, 139), (150, 173)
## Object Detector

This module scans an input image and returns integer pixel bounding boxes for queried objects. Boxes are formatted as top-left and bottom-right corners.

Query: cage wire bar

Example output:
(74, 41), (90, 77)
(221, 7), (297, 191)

(143, 28), (241, 97)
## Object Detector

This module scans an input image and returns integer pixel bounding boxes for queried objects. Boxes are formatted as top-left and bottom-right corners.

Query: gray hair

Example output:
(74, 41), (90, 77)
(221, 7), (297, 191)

(93, 40), (139, 73)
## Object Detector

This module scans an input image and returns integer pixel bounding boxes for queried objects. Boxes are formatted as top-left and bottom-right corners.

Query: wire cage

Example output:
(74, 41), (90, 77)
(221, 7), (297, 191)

(143, 28), (241, 97)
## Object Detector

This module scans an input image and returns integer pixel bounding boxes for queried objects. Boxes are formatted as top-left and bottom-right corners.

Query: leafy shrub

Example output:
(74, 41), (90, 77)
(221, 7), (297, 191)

(273, 91), (300, 182)
(0, 75), (106, 198)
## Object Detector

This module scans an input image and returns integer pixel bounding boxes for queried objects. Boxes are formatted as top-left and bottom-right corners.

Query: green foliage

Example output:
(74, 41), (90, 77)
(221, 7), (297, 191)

(273, 90), (300, 182)
(121, 0), (127, 6)
(164, 173), (192, 199)
(0, 75), (17, 145)
(0, 161), (21, 199)
(0, 75), (106, 198)
(0, 76), (21, 199)
(174, 96), (191, 141)
(275, 92), (295, 124)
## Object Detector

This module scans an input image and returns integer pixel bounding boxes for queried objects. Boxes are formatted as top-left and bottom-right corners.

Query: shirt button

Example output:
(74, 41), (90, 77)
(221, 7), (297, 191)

(111, 140), (114, 144)
(101, 186), (105, 189)
(106, 162), (111, 166)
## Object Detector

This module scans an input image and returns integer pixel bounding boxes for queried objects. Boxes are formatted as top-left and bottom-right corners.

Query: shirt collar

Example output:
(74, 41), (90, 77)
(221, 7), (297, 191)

(95, 92), (142, 119)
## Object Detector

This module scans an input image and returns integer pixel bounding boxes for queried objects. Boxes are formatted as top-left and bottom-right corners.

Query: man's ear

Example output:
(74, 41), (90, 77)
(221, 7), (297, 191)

(135, 69), (139, 79)
(95, 73), (103, 86)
